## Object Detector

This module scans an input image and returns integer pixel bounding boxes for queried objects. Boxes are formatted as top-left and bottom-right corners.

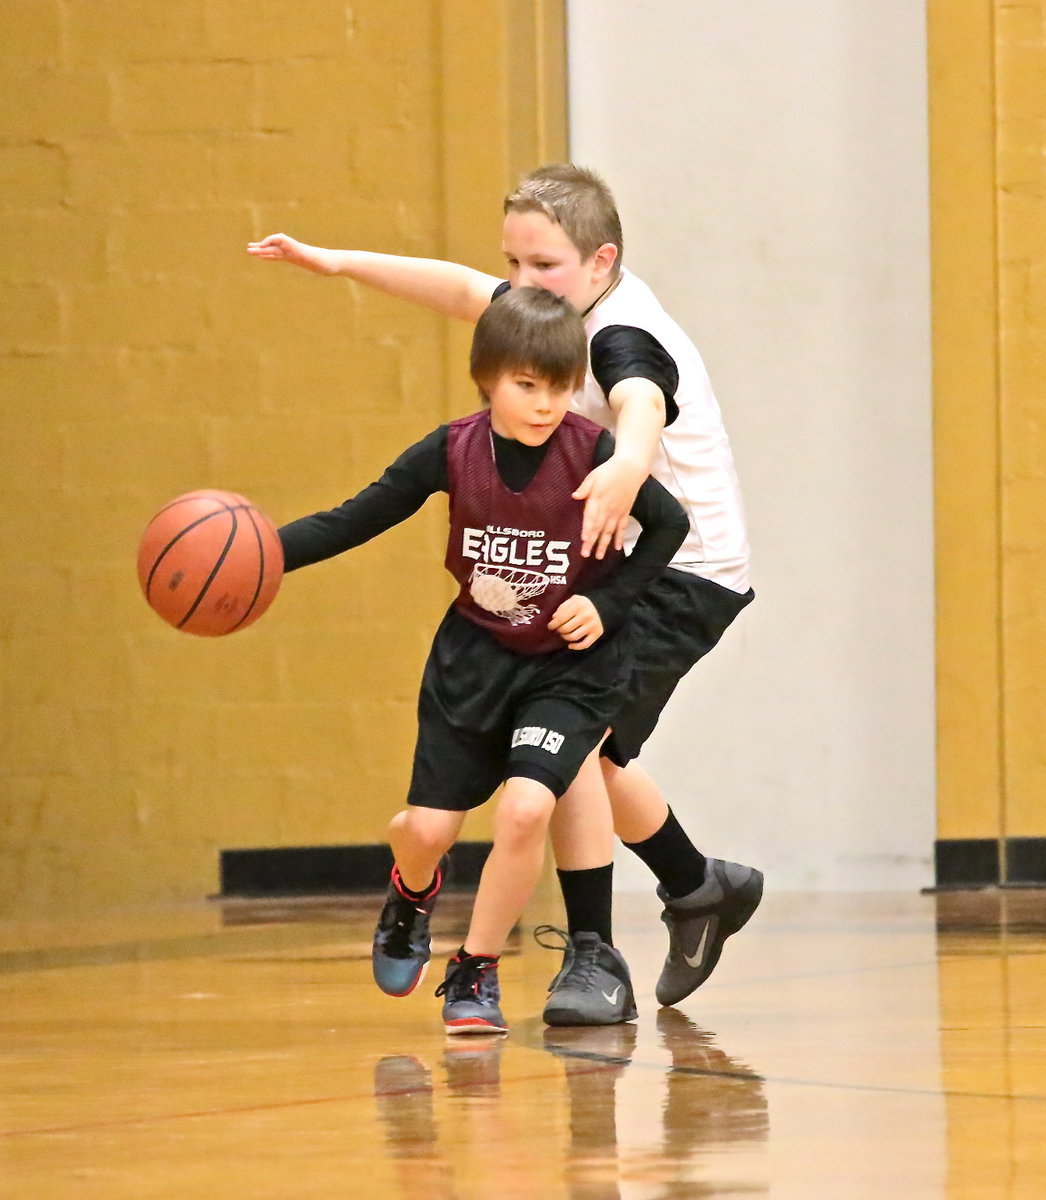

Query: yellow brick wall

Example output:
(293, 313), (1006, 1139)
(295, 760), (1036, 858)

(0, 1), (566, 916)
(928, 1), (1046, 849)
(996, 3), (1046, 839)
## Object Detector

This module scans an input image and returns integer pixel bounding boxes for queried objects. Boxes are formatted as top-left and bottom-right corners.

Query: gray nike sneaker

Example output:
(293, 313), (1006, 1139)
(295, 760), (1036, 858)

(656, 859), (764, 1007)
(537, 928), (638, 1026)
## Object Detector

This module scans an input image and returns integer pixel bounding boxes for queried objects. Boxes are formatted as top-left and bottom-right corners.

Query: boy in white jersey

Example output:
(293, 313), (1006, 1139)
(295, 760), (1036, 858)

(249, 164), (763, 1017)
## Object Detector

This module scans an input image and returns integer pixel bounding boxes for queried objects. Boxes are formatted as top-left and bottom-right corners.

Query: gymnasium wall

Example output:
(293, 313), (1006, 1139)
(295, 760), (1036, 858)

(929, 0), (1046, 885)
(4, 1), (1043, 915)
(569, 0), (1046, 890)
(569, 0), (937, 890)
(0, 2), (565, 917)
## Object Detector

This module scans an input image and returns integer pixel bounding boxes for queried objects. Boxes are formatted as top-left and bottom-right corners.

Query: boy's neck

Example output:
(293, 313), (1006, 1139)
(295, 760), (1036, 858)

(579, 272), (622, 318)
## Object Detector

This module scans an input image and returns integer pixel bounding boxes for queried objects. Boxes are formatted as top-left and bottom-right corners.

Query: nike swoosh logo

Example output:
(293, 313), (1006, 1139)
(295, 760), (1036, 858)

(601, 986), (621, 1004)
(683, 921), (711, 969)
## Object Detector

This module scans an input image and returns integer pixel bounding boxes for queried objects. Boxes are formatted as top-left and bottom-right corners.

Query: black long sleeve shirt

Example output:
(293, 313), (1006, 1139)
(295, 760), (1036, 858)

(279, 425), (688, 635)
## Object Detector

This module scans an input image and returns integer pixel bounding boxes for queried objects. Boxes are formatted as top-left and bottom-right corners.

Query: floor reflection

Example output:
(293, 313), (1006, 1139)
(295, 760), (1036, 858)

(657, 1008), (769, 1146)
(372, 1013), (770, 1200)
(934, 887), (1046, 937)
(543, 1022), (638, 1200)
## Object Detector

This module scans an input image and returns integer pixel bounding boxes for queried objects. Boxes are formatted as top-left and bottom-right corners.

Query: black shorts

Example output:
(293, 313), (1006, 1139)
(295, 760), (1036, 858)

(408, 607), (632, 812)
(601, 569), (754, 767)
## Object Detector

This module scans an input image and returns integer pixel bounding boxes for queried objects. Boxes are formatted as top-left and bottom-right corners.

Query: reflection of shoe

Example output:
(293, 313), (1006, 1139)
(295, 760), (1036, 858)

(435, 953), (509, 1035)
(655, 1007), (723, 1066)
(656, 858), (763, 1006)
(441, 1035), (505, 1096)
(655, 1008), (769, 1149)
(371, 857), (448, 997)
(544, 1024), (635, 1169)
(374, 1052), (432, 1094)
(542, 1021), (638, 1068)
(373, 1055), (436, 1149)
(537, 928), (638, 1026)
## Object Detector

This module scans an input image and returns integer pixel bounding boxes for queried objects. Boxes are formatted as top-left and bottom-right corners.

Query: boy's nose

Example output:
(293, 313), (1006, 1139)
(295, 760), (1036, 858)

(517, 269), (547, 291)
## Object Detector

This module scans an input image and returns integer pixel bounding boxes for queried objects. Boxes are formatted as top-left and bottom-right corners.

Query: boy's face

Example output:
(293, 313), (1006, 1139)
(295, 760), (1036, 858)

(487, 370), (574, 446)
(502, 211), (616, 313)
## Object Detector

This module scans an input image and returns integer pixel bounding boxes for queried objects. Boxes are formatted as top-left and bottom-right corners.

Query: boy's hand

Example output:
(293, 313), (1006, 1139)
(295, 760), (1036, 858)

(573, 456), (646, 559)
(246, 233), (337, 275)
(548, 595), (604, 650)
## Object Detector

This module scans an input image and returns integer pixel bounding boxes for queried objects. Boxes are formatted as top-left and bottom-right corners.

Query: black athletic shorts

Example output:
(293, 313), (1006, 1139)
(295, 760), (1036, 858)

(601, 569), (754, 767)
(407, 607), (632, 812)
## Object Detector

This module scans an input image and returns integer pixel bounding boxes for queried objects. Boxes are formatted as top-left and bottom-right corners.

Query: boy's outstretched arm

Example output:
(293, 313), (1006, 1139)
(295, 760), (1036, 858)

(246, 233), (500, 323)
(574, 377), (666, 559)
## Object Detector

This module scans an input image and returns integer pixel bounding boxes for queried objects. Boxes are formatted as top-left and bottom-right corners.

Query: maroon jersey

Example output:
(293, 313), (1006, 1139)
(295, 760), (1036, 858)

(445, 411), (622, 653)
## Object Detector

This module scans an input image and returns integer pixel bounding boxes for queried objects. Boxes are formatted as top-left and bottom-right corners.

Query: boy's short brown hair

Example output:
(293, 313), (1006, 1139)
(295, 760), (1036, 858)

(470, 287), (588, 397)
(504, 163), (623, 272)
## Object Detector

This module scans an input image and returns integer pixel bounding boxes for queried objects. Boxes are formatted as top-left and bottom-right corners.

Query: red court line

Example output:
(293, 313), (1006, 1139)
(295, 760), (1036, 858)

(0, 1065), (606, 1140)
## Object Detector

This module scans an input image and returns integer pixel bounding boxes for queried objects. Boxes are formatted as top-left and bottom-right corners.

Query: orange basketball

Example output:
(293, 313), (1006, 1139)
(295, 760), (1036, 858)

(137, 490), (284, 636)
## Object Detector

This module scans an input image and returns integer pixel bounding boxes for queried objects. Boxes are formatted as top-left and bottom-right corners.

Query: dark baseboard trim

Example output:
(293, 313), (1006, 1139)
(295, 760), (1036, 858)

(934, 839), (999, 888)
(219, 842), (492, 897)
(1006, 837), (1046, 885)
(935, 837), (1046, 888)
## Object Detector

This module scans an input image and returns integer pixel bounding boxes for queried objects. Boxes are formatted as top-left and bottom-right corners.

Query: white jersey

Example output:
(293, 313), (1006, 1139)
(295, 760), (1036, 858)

(575, 269), (750, 592)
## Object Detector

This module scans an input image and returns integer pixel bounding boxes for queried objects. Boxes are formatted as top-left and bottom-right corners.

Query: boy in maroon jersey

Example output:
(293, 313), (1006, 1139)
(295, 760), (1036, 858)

(277, 289), (687, 1033)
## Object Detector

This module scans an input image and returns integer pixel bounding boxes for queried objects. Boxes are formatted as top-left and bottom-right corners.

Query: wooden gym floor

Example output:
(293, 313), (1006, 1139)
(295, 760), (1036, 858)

(2, 884), (1044, 1198)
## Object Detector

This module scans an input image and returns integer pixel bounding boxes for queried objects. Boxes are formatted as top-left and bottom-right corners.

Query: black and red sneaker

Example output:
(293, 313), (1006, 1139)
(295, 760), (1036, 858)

(435, 952), (509, 1035)
(371, 858), (447, 997)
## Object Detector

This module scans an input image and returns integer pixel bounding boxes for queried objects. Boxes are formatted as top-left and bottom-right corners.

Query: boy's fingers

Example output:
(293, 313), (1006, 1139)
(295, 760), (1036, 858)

(580, 499), (609, 557)
(591, 526), (616, 560)
(548, 604), (576, 630)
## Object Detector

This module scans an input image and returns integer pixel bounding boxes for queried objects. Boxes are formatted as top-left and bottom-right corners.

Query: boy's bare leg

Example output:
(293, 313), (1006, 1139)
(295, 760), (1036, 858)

(462, 778), (556, 957)
(387, 806), (466, 893)
(435, 780), (556, 1035)
(549, 750), (614, 870)
(600, 758), (669, 844)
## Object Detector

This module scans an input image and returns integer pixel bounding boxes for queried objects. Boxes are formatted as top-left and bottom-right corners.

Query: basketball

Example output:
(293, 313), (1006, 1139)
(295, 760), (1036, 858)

(137, 490), (284, 636)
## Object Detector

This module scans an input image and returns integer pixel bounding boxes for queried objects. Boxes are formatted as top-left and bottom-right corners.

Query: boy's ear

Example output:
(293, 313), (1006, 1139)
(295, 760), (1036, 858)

(591, 241), (618, 281)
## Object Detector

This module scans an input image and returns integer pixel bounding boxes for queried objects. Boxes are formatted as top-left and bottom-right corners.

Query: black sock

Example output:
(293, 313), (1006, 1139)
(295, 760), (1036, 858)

(623, 809), (707, 900)
(456, 945), (498, 965)
(556, 864), (614, 945)
(395, 866), (440, 902)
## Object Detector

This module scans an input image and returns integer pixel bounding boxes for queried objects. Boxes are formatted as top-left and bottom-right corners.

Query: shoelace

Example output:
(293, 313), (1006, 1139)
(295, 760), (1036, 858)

(533, 924), (569, 951)
(435, 957), (495, 1002)
(379, 894), (429, 958)
(534, 925), (602, 990)
(379, 866), (442, 958)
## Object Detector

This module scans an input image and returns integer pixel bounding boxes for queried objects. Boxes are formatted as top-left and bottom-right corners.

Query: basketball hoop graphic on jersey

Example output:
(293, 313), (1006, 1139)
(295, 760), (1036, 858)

(469, 564), (549, 626)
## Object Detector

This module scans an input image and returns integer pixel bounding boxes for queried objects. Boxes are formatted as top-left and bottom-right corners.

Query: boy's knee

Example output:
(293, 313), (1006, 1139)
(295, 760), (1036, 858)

(389, 808), (454, 855)
(496, 787), (555, 844)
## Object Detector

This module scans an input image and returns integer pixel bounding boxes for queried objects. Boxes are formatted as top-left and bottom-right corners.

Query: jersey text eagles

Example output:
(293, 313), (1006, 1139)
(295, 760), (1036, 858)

(461, 526), (571, 575)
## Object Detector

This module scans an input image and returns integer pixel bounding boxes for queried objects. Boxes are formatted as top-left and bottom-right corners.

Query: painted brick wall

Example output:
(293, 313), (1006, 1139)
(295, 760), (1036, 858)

(930, 0), (1046, 853)
(996, 2), (1046, 838)
(0, 2), (485, 914)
